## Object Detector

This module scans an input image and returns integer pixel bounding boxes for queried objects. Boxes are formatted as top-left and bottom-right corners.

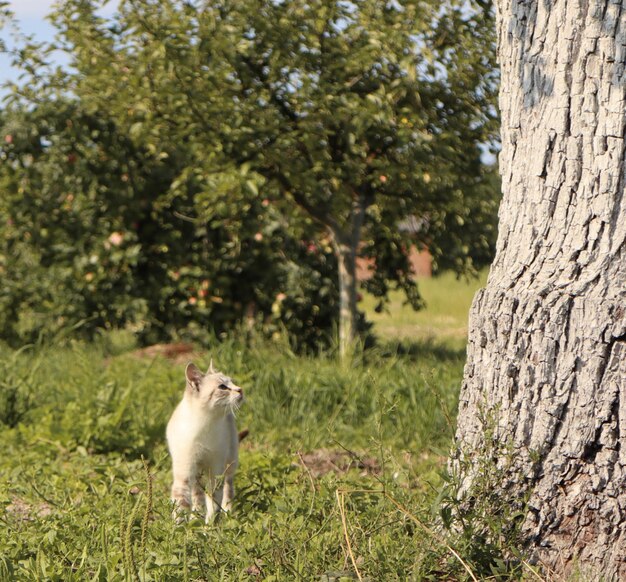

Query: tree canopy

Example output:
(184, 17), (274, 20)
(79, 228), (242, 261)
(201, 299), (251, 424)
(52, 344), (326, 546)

(1, 0), (500, 353)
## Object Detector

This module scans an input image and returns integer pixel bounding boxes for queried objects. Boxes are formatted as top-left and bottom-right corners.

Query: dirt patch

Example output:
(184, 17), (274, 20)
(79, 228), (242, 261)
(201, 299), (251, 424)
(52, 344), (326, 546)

(297, 449), (380, 478)
(5, 497), (53, 522)
(130, 342), (198, 364)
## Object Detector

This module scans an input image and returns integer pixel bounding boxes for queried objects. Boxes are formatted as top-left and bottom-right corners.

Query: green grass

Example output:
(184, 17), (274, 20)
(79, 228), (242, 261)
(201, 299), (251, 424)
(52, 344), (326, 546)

(0, 270), (532, 581)
(363, 270), (488, 349)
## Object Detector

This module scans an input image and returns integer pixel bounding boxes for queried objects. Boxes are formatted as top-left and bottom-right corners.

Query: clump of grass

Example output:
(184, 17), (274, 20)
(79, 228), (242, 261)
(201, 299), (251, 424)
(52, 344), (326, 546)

(0, 345), (41, 428)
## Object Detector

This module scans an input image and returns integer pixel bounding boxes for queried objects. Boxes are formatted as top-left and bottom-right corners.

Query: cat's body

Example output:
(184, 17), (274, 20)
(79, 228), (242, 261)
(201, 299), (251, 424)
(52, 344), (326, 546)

(166, 361), (243, 522)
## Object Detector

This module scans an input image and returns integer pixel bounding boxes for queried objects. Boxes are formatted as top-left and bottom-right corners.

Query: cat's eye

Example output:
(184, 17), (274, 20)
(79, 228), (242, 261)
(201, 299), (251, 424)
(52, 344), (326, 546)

(218, 383), (229, 390)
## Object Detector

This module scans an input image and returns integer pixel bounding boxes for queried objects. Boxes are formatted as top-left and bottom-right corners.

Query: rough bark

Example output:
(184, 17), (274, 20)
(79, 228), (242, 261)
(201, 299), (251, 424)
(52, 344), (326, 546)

(455, 0), (626, 578)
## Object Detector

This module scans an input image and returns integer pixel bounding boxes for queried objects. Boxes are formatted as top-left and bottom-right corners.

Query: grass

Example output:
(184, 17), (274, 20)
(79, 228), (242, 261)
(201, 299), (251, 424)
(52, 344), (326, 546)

(362, 270), (489, 350)
(0, 270), (533, 581)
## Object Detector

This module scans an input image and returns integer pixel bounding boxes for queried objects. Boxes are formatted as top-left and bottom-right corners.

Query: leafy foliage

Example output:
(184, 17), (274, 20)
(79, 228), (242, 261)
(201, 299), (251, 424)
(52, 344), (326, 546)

(0, 0), (499, 352)
(0, 102), (345, 349)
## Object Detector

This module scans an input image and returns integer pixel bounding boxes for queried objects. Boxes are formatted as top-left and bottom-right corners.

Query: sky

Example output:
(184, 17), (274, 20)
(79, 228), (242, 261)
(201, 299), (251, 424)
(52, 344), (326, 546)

(4, 0), (118, 34)
(8, 0), (63, 19)
(1, 0), (119, 93)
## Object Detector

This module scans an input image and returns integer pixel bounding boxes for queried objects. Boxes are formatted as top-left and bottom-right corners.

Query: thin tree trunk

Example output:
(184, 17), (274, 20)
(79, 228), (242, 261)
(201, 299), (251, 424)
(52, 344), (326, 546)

(454, 0), (626, 578)
(334, 237), (358, 361)
(331, 194), (368, 360)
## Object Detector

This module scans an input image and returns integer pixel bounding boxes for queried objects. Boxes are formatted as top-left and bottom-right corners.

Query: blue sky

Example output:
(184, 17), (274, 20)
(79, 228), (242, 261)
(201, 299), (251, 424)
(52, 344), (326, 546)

(1, 1), (59, 87)
(1, 0), (118, 93)
(5, 0), (59, 37)
(3, 0), (119, 36)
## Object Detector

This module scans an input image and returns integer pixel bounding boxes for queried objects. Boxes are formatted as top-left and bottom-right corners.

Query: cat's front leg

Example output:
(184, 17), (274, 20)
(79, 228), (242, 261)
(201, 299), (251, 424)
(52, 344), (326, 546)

(191, 477), (206, 515)
(222, 474), (234, 512)
(204, 474), (221, 523)
(170, 475), (192, 522)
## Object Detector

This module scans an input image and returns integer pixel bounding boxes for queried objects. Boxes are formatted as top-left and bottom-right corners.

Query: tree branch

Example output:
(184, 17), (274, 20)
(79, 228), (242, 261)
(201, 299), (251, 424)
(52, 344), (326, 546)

(259, 165), (342, 234)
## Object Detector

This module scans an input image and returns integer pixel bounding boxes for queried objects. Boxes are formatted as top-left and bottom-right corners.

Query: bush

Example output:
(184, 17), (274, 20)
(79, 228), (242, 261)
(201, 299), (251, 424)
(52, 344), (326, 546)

(0, 102), (349, 350)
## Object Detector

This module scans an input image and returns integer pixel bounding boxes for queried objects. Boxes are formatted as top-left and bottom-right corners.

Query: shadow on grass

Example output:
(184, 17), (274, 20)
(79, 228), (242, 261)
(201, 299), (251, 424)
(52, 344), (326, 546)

(369, 336), (467, 364)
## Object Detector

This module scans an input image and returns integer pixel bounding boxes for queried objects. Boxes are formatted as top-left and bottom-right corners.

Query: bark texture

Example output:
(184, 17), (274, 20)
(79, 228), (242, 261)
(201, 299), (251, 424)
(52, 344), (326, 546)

(455, 0), (626, 578)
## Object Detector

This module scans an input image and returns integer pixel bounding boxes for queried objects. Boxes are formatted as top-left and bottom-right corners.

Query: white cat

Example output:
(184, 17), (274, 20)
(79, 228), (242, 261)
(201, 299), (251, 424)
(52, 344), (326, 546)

(166, 361), (243, 522)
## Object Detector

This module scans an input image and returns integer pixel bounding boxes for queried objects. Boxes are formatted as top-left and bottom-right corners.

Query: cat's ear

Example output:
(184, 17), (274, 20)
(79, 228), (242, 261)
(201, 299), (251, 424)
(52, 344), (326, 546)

(185, 362), (203, 392)
(207, 358), (215, 375)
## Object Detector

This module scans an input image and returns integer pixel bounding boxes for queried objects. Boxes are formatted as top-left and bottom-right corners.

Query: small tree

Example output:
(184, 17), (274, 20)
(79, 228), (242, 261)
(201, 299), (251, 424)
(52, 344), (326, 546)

(44, 0), (499, 357)
(0, 100), (343, 348)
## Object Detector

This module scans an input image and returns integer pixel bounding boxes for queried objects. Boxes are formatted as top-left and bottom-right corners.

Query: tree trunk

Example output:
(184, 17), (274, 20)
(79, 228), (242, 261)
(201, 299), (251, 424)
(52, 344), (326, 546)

(333, 234), (359, 361)
(330, 194), (369, 361)
(455, 0), (626, 578)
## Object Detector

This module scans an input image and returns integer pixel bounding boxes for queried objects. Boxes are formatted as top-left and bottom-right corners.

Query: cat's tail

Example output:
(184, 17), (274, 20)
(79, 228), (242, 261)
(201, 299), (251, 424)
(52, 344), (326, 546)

(238, 429), (249, 442)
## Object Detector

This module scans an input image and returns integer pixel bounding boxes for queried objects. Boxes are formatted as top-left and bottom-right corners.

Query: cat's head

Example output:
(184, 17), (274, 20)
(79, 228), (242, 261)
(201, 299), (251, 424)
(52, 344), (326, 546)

(184, 361), (244, 413)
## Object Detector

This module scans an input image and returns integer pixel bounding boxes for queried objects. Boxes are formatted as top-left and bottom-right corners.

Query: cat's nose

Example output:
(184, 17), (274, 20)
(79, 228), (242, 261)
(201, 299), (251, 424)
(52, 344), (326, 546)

(233, 387), (244, 401)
